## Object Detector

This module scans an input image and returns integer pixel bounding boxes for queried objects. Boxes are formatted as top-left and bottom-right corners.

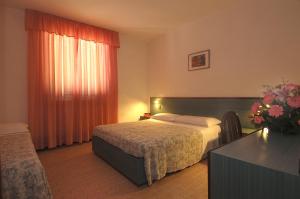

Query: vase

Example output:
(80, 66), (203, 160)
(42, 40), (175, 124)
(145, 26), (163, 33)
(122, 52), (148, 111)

(268, 125), (283, 134)
(268, 125), (299, 134)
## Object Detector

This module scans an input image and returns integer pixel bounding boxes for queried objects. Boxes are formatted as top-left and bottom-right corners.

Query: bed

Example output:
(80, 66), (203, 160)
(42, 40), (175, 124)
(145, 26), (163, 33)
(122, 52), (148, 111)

(92, 115), (221, 185)
(0, 123), (52, 199)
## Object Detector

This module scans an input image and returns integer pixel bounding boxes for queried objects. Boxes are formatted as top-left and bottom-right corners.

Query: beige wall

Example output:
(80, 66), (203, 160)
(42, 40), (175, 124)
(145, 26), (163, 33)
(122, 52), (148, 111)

(0, 6), (27, 122)
(118, 34), (149, 122)
(148, 0), (300, 97)
(0, 6), (149, 123)
(0, 6), (4, 121)
(2, 0), (300, 123)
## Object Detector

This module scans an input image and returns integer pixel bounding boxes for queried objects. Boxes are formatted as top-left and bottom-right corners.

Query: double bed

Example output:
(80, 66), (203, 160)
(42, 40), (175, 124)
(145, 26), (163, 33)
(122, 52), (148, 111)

(92, 114), (221, 185)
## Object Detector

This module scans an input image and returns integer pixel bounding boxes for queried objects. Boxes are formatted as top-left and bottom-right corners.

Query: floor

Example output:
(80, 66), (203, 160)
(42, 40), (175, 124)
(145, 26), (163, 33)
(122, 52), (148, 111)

(38, 142), (209, 199)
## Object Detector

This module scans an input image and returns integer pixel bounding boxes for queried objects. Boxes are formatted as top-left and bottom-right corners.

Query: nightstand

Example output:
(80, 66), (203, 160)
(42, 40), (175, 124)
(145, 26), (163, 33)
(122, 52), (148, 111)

(139, 116), (150, 120)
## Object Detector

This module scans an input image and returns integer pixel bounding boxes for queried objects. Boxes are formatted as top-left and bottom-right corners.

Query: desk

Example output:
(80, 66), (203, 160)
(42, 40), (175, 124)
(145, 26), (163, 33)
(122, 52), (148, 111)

(209, 130), (300, 199)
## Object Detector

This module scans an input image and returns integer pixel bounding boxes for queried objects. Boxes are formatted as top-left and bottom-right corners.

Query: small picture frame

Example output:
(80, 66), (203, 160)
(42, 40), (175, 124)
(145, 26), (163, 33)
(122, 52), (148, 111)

(188, 49), (210, 71)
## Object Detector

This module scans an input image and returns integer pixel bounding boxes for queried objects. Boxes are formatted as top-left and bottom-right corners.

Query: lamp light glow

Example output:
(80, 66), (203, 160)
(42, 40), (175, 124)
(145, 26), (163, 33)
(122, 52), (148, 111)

(263, 127), (269, 134)
(153, 98), (162, 110)
(261, 127), (269, 142)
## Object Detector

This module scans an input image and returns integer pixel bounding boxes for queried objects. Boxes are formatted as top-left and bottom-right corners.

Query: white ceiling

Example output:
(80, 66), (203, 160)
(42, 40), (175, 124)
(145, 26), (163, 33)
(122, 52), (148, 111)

(2, 0), (234, 40)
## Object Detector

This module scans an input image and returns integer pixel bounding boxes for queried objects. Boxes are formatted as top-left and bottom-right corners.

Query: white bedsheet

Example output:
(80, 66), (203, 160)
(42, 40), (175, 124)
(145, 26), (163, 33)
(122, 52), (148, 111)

(94, 119), (221, 184)
(148, 118), (221, 157)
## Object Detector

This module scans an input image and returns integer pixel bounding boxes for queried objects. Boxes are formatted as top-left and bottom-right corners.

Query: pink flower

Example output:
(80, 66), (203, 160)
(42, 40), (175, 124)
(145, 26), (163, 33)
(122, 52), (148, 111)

(254, 116), (264, 124)
(268, 105), (284, 118)
(251, 102), (261, 113)
(285, 83), (299, 92)
(287, 96), (300, 108)
(263, 94), (275, 105)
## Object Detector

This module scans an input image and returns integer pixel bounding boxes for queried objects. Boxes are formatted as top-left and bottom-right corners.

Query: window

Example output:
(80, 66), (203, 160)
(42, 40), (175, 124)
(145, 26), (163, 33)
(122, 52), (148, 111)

(48, 33), (109, 96)
(26, 9), (119, 149)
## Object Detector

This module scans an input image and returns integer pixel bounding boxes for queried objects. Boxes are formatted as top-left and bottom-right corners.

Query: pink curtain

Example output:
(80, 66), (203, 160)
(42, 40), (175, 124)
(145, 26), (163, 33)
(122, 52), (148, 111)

(26, 10), (119, 150)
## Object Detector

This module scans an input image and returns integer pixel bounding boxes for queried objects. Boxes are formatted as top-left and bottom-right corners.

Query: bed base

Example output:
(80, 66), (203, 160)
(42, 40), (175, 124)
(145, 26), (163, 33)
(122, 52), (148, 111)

(92, 136), (147, 186)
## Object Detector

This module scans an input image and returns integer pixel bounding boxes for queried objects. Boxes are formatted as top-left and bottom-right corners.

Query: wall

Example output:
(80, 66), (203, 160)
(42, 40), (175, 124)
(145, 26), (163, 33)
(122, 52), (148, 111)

(0, 6), (27, 122)
(118, 34), (149, 122)
(148, 0), (300, 97)
(0, 6), (4, 121)
(2, 0), (300, 122)
(0, 6), (149, 123)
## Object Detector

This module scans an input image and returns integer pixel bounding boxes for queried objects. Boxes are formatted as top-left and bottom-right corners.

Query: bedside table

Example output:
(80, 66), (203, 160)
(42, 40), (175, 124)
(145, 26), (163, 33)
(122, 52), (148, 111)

(139, 116), (150, 120)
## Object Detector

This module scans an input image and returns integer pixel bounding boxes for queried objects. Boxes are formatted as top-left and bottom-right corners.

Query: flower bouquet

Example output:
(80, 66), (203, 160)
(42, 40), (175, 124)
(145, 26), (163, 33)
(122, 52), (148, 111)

(251, 82), (300, 134)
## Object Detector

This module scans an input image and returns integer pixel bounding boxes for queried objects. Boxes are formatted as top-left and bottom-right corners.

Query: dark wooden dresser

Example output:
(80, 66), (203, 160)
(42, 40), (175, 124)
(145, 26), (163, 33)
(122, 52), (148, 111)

(209, 130), (300, 199)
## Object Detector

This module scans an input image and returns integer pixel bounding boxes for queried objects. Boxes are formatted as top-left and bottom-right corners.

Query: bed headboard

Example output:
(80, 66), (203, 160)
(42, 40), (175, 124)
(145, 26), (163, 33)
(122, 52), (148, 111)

(150, 97), (260, 129)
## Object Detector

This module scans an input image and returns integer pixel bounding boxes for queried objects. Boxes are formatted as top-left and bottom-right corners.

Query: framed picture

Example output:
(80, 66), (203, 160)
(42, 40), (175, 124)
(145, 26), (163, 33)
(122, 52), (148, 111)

(188, 49), (210, 71)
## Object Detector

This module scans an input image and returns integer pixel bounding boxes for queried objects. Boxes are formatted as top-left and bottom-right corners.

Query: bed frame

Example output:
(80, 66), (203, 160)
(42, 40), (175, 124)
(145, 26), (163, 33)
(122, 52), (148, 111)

(150, 97), (259, 129)
(92, 136), (147, 185)
(92, 97), (260, 186)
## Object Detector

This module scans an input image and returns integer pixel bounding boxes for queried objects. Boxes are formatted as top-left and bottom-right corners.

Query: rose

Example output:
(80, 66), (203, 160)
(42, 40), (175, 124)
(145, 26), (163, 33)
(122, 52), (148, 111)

(263, 94), (276, 105)
(285, 83), (298, 92)
(251, 102), (261, 114)
(287, 96), (300, 108)
(268, 105), (284, 118)
(254, 116), (264, 124)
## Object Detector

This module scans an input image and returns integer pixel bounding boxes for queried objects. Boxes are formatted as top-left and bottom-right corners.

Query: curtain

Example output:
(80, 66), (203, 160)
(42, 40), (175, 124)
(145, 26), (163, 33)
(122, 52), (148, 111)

(26, 10), (119, 150)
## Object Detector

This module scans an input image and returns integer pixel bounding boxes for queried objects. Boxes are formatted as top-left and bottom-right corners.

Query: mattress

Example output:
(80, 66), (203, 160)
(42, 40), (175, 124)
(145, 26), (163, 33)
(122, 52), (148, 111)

(93, 119), (220, 185)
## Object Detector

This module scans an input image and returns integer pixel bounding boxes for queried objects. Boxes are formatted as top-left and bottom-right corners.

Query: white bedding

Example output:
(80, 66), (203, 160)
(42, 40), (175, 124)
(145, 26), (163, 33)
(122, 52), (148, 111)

(0, 126), (52, 199)
(148, 118), (221, 156)
(93, 119), (221, 185)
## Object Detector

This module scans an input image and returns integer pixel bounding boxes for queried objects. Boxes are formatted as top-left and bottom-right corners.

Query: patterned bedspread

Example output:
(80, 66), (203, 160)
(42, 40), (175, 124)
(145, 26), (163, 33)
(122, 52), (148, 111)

(93, 120), (204, 185)
(0, 132), (52, 199)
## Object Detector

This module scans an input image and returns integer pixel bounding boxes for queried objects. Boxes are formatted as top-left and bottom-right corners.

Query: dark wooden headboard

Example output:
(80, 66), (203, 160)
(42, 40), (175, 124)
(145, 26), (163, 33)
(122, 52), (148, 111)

(150, 97), (260, 129)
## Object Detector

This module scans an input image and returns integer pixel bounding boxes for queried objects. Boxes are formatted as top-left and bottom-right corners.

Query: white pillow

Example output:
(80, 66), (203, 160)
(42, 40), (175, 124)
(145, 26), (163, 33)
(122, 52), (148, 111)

(151, 113), (179, 122)
(175, 115), (221, 127)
